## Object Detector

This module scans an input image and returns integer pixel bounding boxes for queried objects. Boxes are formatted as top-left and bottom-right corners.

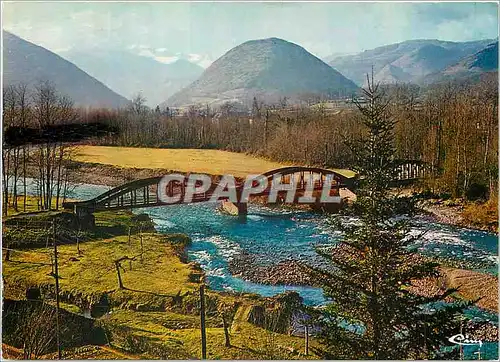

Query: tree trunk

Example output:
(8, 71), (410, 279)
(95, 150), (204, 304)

(222, 314), (231, 347)
(115, 262), (123, 289)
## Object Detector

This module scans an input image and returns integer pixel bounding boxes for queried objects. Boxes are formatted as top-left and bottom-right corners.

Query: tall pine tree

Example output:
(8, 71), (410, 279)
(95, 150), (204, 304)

(308, 73), (470, 359)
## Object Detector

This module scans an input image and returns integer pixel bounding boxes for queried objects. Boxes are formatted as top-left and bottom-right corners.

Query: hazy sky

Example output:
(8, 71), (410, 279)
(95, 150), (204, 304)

(3, 1), (499, 67)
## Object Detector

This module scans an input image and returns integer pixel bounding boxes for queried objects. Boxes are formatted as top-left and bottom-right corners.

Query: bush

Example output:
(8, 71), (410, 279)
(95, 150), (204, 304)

(465, 183), (488, 201)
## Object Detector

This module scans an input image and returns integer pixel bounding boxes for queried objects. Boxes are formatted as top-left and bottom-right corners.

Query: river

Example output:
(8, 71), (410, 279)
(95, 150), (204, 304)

(16, 179), (500, 358)
(22, 179), (499, 304)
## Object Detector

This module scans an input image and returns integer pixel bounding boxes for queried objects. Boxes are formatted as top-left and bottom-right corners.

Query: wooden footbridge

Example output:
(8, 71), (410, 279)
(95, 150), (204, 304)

(63, 167), (351, 223)
(63, 162), (430, 226)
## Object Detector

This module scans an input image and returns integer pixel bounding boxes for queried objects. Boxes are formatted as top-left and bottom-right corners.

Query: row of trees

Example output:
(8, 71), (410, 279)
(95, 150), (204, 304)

(387, 75), (498, 198)
(2, 81), (77, 215)
(80, 73), (497, 200)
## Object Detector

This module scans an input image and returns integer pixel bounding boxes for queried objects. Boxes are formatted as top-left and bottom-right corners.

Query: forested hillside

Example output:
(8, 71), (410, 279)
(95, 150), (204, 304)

(71, 72), (498, 200)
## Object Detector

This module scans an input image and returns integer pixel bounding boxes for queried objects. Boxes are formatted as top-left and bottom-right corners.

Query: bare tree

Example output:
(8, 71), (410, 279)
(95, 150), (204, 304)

(131, 213), (150, 262)
(114, 255), (138, 289)
(16, 83), (31, 211)
(2, 86), (15, 215)
(31, 81), (77, 210)
(217, 301), (234, 347)
(128, 93), (148, 115)
(10, 302), (63, 359)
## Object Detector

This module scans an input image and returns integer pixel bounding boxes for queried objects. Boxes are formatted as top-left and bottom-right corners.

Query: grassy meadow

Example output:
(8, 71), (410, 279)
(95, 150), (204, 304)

(2, 210), (319, 359)
(74, 145), (356, 178)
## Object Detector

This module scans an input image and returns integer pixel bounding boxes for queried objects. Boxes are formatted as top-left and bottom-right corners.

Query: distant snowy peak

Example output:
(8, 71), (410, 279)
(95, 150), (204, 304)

(126, 45), (213, 68)
(60, 47), (205, 106)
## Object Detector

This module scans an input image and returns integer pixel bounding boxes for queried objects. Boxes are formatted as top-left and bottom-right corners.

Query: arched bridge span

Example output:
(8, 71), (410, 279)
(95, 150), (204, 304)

(63, 162), (429, 224)
(63, 166), (350, 216)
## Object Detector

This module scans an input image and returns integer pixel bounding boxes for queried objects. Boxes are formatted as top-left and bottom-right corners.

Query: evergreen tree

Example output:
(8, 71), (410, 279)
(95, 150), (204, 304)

(308, 74), (470, 359)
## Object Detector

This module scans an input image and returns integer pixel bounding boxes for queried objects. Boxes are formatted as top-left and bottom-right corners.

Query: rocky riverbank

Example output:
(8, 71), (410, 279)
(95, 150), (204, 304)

(229, 254), (499, 342)
(419, 198), (498, 233)
(229, 250), (498, 314)
(229, 253), (320, 287)
(467, 320), (499, 342)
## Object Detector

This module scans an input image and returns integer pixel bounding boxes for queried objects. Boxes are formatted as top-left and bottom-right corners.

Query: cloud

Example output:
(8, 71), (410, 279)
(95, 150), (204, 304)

(137, 49), (155, 58)
(153, 56), (179, 64)
(2, 2), (498, 60)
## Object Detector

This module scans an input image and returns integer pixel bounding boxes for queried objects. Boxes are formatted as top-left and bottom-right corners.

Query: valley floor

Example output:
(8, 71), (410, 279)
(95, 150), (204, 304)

(2, 209), (318, 360)
(73, 145), (356, 180)
(4, 146), (498, 359)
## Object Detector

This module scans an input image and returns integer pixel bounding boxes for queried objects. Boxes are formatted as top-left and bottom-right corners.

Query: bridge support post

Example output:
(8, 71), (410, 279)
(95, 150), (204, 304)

(220, 200), (247, 216)
(74, 205), (95, 229)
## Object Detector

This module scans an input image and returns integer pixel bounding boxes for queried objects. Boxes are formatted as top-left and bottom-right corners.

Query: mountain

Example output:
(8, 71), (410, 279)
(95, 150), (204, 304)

(166, 38), (358, 108)
(60, 49), (204, 107)
(2, 31), (129, 108)
(439, 41), (498, 78)
(328, 39), (494, 85)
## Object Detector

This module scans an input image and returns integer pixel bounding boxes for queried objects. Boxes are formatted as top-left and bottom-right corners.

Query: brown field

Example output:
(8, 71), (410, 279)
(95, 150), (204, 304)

(74, 146), (355, 178)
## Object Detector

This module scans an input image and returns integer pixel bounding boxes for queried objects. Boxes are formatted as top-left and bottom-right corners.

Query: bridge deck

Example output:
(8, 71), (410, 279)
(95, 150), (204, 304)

(64, 162), (429, 213)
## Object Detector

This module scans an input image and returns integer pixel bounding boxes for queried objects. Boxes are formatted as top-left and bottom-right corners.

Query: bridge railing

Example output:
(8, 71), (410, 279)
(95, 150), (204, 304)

(64, 166), (351, 213)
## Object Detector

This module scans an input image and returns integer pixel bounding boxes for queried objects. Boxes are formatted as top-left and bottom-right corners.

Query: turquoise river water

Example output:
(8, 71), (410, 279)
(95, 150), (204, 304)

(19, 179), (500, 359)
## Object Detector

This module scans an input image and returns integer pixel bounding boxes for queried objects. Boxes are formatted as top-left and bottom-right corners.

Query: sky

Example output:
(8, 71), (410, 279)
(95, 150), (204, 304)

(2, 1), (499, 67)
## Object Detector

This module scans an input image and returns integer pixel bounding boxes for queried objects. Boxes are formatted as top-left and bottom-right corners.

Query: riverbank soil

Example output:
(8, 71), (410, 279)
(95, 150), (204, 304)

(441, 267), (498, 312)
(2, 210), (319, 360)
(421, 197), (498, 233)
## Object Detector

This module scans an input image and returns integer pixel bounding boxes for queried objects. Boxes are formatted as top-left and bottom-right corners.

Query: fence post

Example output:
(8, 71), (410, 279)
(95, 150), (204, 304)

(200, 284), (207, 359)
(305, 324), (309, 355)
(52, 220), (62, 359)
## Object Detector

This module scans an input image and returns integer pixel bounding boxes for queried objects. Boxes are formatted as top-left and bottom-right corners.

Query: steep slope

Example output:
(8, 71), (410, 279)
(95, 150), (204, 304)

(166, 38), (358, 107)
(372, 64), (412, 84)
(443, 42), (498, 74)
(3, 31), (129, 108)
(329, 39), (494, 85)
(61, 49), (204, 107)
(425, 41), (498, 84)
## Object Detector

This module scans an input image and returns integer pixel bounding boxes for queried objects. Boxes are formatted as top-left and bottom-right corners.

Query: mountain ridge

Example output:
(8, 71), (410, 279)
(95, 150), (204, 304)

(425, 41), (499, 84)
(3, 31), (129, 108)
(328, 38), (495, 85)
(166, 37), (359, 108)
(60, 49), (204, 107)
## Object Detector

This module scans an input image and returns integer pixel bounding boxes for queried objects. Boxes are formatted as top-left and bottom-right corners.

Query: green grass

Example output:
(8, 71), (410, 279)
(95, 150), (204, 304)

(4, 195), (76, 217)
(3, 210), (197, 306)
(3, 209), (320, 359)
(3, 232), (199, 306)
(103, 307), (319, 360)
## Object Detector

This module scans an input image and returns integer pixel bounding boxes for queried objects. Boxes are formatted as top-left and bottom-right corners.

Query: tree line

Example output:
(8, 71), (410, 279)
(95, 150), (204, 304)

(82, 73), (497, 200)
(2, 73), (497, 216)
(2, 81), (78, 215)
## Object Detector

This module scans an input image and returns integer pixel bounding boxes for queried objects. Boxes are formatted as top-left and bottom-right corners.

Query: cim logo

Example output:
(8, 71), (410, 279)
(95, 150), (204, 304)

(448, 334), (483, 347)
